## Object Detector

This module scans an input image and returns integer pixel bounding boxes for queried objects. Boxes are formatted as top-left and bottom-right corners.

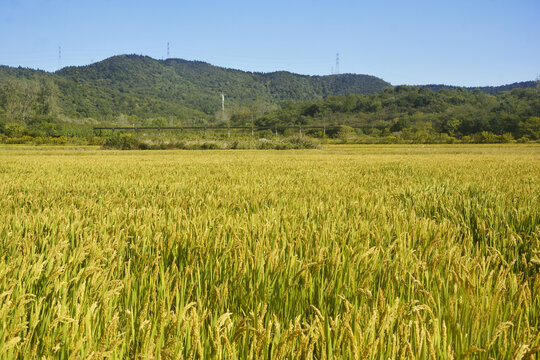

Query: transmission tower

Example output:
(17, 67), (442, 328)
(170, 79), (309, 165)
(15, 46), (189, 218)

(335, 52), (340, 75)
(58, 46), (62, 70)
(167, 42), (170, 59)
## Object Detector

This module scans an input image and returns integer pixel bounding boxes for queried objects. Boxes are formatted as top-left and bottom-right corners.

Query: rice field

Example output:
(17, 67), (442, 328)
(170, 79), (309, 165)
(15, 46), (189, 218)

(0, 144), (538, 359)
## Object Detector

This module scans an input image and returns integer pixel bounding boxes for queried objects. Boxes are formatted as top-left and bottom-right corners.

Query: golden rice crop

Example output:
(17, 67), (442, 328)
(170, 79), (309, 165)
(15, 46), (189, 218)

(0, 144), (538, 359)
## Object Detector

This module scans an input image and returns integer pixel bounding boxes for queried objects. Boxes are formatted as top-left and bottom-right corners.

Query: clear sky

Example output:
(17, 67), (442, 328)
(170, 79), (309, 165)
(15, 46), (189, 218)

(1, 0), (538, 86)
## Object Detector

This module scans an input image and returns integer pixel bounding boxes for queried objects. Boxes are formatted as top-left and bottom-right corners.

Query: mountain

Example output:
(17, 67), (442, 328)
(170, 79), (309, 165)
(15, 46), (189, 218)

(54, 55), (391, 117)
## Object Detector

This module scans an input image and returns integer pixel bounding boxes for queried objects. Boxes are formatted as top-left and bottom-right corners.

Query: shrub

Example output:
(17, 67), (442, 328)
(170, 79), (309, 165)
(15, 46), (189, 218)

(337, 125), (355, 143)
(103, 133), (142, 150)
(283, 135), (320, 149)
(101, 135), (322, 150)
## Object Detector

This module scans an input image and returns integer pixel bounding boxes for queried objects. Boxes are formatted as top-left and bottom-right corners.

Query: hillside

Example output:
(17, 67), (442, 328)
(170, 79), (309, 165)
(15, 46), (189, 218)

(55, 55), (391, 116)
(0, 55), (391, 123)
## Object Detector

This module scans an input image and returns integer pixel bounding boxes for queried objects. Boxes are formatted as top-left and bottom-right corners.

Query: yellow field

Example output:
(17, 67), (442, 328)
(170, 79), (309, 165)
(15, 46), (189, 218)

(0, 145), (538, 359)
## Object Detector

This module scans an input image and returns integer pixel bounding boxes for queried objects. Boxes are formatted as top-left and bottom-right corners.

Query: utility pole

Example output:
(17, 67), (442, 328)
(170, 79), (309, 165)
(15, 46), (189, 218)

(536, 75), (540, 116)
(335, 52), (340, 75)
(58, 46), (62, 70)
(251, 112), (254, 137)
(167, 42), (170, 59)
(221, 93), (225, 119)
(222, 93), (229, 138)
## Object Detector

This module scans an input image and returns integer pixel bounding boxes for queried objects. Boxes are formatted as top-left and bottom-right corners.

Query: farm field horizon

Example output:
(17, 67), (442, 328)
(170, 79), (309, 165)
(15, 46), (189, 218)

(0, 144), (538, 358)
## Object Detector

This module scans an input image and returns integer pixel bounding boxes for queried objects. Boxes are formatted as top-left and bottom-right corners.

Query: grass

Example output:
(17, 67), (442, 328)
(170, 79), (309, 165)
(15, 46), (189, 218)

(0, 144), (538, 359)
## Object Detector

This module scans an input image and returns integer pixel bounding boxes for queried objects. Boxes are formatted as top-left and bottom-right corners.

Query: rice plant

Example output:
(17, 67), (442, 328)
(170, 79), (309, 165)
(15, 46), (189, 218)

(0, 144), (538, 359)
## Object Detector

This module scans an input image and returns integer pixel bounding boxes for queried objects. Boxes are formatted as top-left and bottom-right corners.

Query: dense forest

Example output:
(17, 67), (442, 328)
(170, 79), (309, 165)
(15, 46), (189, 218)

(0, 55), (538, 143)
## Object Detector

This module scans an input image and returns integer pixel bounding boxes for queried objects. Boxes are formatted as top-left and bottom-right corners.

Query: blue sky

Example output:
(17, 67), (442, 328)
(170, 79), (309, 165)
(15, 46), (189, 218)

(1, 0), (538, 86)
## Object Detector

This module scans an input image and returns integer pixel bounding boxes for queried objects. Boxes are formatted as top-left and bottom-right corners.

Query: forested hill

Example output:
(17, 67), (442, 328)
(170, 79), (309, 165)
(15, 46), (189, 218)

(0, 55), (390, 122)
(52, 55), (388, 117)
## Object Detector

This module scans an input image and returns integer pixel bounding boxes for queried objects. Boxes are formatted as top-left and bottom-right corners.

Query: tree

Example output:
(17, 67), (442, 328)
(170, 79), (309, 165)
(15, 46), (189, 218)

(337, 125), (355, 143)
(230, 106), (252, 126)
(40, 122), (58, 137)
(151, 117), (168, 127)
(35, 79), (59, 116)
(445, 118), (461, 136)
(0, 79), (57, 124)
(4, 122), (27, 137)
(518, 117), (540, 140)
(390, 118), (411, 132)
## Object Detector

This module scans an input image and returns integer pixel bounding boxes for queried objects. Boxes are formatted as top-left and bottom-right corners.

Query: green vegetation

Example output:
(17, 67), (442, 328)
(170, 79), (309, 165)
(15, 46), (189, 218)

(102, 133), (321, 150)
(0, 55), (538, 144)
(253, 86), (540, 142)
(0, 145), (538, 358)
(422, 81), (537, 94)
(0, 55), (390, 123)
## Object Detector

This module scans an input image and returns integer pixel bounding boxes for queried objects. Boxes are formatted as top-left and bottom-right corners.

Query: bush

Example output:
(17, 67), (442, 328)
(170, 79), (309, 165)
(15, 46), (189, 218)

(4, 123), (27, 138)
(87, 137), (106, 146)
(101, 134), (321, 150)
(501, 133), (515, 143)
(337, 125), (355, 143)
(3, 135), (34, 144)
(103, 133), (142, 150)
(257, 139), (276, 150)
(199, 142), (220, 150)
(283, 135), (320, 149)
